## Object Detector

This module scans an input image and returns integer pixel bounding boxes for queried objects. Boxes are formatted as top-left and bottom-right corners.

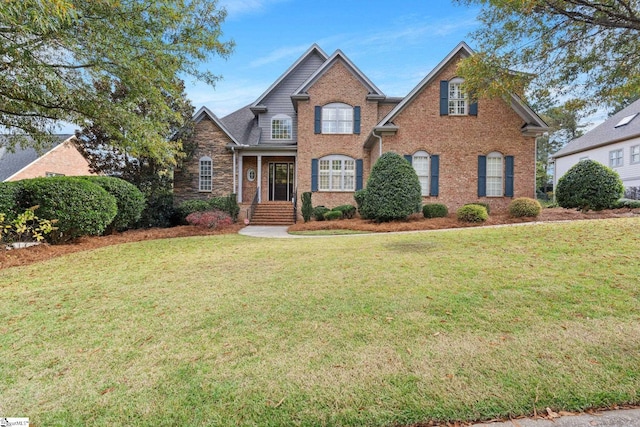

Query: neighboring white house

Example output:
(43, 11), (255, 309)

(552, 98), (640, 199)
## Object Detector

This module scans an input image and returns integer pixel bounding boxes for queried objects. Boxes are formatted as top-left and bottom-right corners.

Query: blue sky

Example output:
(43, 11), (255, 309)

(188, 0), (482, 117)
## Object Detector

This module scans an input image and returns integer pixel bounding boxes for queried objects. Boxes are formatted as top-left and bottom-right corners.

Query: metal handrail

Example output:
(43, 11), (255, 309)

(248, 187), (259, 222)
(292, 189), (297, 224)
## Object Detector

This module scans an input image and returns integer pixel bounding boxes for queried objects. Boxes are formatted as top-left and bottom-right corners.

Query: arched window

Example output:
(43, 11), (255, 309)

(199, 156), (212, 192)
(486, 151), (503, 196)
(412, 151), (430, 196)
(448, 77), (467, 115)
(318, 155), (355, 191)
(271, 114), (292, 140)
(322, 103), (353, 134)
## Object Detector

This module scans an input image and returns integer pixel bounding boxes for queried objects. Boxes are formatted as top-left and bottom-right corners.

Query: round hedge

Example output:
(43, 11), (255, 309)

(81, 176), (145, 231)
(423, 203), (448, 218)
(457, 204), (488, 222)
(508, 197), (541, 218)
(20, 177), (117, 242)
(360, 152), (422, 222)
(323, 210), (343, 221)
(556, 160), (624, 211)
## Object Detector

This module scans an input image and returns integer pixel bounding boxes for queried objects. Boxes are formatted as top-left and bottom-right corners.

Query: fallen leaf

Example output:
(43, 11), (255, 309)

(546, 407), (559, 418)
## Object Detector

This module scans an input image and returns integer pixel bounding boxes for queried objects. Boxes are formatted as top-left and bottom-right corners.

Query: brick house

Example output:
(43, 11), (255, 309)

(0, 135), (96, 182)
(174, 42), (548, 223)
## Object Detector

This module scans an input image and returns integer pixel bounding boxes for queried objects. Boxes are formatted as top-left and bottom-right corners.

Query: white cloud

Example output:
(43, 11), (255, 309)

(249, 44), (313, 68)
(187, 79), (271, 117)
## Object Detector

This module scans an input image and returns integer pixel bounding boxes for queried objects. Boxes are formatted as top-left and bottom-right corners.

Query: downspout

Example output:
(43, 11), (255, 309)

(231, 146), (237, 201)
(372, 130), (383, 158)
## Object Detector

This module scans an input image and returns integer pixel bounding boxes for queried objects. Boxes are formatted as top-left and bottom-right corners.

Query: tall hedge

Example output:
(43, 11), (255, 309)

(360, 152), (422, 222)
(0, 181), (25, 220)
(81, 176), (145, 231)
(556, 160), (624, 211)
(20, 177), (117, 242)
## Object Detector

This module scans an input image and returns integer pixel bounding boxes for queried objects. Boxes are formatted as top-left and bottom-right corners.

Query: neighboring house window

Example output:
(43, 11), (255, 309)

(609, 149), (623, 168)
(271, 114), (292, 140)
(448, 78), (467, 116)
(318, 155), (355, 191)
(45, 172), (65, 177)
(631, 145), (640, 164)
(322, 103), (353, 134)
(579, 156), (589, 161)
(199, 156), (212, 192)
(486, 152), (504, 197)
(412, 151), (430, 196)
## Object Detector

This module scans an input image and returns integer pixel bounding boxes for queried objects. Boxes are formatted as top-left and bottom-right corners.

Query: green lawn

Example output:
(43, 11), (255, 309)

(1, 218), (639, 426)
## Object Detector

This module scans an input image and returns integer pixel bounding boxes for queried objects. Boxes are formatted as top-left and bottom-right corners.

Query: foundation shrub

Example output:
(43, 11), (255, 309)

(185, 209), (233, 229)
(333, 204), (356, 219)
(313, 206), (329, 221)
(556, 160), (624, 211)
(422, 203), (448, 218)
(301, 192), (313, 222)
(457, 204), (488, 222)
(323, 210), (343, 221)
(81, 176), (145, 232)
(209, 194), (239, 221)
(137, 190), (177, 228)
(464, 202), (491, 215)
(509, 197), (542, 218)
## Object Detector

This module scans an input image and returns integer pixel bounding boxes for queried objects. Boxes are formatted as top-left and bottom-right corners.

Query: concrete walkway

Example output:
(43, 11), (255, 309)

(238, 225), (301, 238)
(470, 408), (640, 427)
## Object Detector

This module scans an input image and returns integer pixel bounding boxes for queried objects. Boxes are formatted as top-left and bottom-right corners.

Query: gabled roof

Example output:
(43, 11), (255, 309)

(220, 105), (261, 146)
(0, 134), (73, 181)
(193, 106), (243, 146)
(292, 49), (385, 101)
(250, 44), (329, 112)
(372, 41), (547, 139)
(552, 98), (640, 159)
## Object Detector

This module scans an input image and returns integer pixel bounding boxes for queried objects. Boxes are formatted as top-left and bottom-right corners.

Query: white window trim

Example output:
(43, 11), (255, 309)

(448, 77), (467, 116)
(322, 103), (353, 134)
(271, 114), (292, 140)
(630, 145), (640, 165)
(486, 151), (503, 197)
(199, 156), (212, 192)
(609, 149), (623, 168)
(412, 150), (430, 196)
(318, 155), (356, 192)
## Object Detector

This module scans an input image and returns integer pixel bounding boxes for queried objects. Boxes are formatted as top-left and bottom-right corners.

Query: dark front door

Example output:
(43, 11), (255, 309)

(269, 163), (294, 201)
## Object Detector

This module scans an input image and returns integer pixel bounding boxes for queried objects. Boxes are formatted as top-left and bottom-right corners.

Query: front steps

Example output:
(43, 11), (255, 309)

(250, 202), (295, 226)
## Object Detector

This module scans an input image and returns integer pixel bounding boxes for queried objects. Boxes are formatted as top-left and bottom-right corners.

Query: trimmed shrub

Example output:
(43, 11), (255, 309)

(612, 198), (640, 209)
(508, 197), (541, 218)
(354, 189), (367, 213)
(333, 204), (356, 219)
(301, 192), (313, 222)
(0, 181), (25, 220)
(464, 202), (491, 215)
(457, 204), (488, 222)
(360, 152), (422, 222)
(185, 209), (233, 229)
(81, 176), (145, 232)
(20, 177), (117, 242)
(323, 210), (343, 221)
(209, 194), (239, 221)
(313, 206), (329, 221)
(422, 203), (448, 218)
(556, 160), (624, 211)
(137, 190), (177, 228)
(177, 199), (210, 221)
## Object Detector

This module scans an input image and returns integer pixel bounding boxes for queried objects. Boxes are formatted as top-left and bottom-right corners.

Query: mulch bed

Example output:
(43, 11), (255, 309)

(2, 208), (639, 271)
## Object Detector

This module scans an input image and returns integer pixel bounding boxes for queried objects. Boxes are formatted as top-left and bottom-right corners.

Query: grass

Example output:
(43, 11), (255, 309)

(1, 218), (639, 426)
(288, 229), (368, 235)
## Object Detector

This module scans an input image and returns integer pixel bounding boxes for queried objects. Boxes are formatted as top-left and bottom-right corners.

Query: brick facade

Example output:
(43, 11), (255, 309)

(7, 140), (95, 181)
(178, 44), (543, 217)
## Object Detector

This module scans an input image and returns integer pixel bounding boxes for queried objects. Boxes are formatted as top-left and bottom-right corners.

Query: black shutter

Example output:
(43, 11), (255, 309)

(356, 159), (363, 190)
(430, 155), (439, 196)
(440, 80), (449, 116)
(478, 155), (487, 197)
(469, 100), (478, 116)
(353, 106), (361, 134)
(311, 159), (319, 191)
(504, 156), (514, 197)
(314, 106), (321, 134)
(404, 155), (413, 164)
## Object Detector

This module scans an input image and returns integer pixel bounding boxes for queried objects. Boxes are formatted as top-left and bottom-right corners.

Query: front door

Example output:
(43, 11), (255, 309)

(269, 163), (294, 201)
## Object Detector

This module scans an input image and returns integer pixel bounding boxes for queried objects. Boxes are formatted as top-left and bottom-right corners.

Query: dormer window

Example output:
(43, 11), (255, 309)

(448, 77), (467, 116)
(271, 114), (292, 140)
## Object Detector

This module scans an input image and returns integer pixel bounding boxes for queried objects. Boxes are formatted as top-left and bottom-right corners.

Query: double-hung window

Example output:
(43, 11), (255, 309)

(448, 78), (467, 116)
(199, 156), (212, 192)
(609, 149), (623, 168)
(322, 103), (353, 134)
(318, 155), (355, 191)
(486, 152), (503, 197)
(631, 145), (640, 164)
(412, 151), (430, 196)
